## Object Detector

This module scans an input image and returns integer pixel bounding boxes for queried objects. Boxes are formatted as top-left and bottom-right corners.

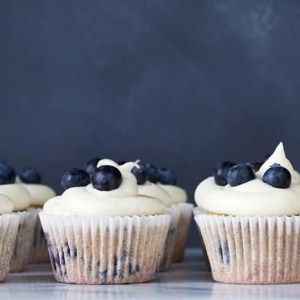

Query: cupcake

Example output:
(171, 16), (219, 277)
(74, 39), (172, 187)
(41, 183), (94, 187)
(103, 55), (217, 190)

(40, 160), (171, 284)
(156, 169), (192, 263)
(142, 163), (192, 264)
(17, 168), (56, 263)
(134, 163), (180, 271)
(0, 161), (37, 272)
(194, 142), (300, 284)
(0, 194), (19, 281)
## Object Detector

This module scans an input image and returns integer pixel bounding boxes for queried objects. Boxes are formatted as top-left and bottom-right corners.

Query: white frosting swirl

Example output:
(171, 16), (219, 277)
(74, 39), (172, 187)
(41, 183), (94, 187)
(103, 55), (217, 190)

(0, 194), (14, 214)
(44, 159), (166, 217)
(138, 181), (173, 206)
(195, 143), (300, 216)
(158, 184), (187, 204)
(22, 184), (56, 207)
(0, 184), (31, 211)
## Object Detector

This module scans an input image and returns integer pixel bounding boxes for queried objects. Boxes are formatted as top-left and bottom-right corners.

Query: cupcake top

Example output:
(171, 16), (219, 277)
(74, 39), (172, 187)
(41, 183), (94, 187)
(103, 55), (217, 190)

(140, 163), (187, 205)
(17, 168), (56, 207)
(43, 159), (166, 217)
(0, 194), (14, 214)
(158, 184), (187, 204)
(0, 184), (31, 211)
(137, 181), (173, 206)
(195, 143), (300, 216)
(0, 161), (31, 211)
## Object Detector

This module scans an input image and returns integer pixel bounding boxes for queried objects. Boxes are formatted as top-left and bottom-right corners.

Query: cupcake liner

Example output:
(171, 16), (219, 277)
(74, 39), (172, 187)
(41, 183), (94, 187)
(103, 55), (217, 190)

(172, 203), (193, 262)
(39, 212), (171, 284)
(159, 205), (181, 271)
(29, 208), (50, 263)
(0, 214), (19, 281)
(195, 213), (300, 284)
(10, 210), (38, 272)
(193, 207), (211, 271)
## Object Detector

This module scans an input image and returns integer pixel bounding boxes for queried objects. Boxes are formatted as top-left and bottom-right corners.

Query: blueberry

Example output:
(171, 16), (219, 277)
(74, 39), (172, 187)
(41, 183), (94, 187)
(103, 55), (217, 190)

(0, 161), (16, 184)
(19, 168), (41, 184)
(61, 168), (90, 190)
(91, 166), (122, 191)
(213, 161), (235, 186)
(227, 163), (255, 187)
(143, 163), (160, 183)
(83, 158), (100, 176)
(131, 163), (148, 185)
(262, 164), (291, 189)
(157, 167), (177, 185)
(246, 162), (263, 173)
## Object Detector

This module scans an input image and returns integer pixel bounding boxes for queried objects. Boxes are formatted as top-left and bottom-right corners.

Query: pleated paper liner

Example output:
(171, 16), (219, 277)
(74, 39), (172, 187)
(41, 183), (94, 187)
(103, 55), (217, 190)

(195, 213), (300, 284)
(159, 204), (181, 271)
(0, 214), (19, 281)
(172, 203), (193, 263)
(39, 212), (171, 284)
(10, 210), (38, 272)
(29, 208), (50, 263)
(193, 207), (211, 271)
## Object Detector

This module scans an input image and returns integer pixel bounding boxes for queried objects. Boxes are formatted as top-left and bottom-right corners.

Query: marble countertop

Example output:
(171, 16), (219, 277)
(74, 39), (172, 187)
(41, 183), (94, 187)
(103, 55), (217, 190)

(1, 249), (300, 300)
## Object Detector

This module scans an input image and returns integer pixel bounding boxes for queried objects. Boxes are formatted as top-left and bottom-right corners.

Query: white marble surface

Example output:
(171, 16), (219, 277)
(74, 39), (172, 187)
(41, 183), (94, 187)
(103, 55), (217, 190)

(1, 249), (300, 300)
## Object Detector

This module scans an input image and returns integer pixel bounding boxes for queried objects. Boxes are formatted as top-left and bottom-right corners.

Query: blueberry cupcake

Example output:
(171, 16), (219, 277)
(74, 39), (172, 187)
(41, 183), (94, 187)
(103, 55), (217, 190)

(142, 163), (192, 264)
(0, 161), (38, 272)
(132, 162), (180, 271)
(0, 194), (19, 281)
(194, 143), (300, 284)
(17, 168), (56, 263)
(155, 168), (192, 263)
(40, 160), (171, 284)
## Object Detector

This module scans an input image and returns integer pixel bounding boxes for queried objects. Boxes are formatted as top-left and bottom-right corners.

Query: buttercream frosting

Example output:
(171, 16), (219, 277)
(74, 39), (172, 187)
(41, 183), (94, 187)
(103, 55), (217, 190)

(23, 184), (56, 207)
(0, 184), (31, 211)
(195, 143), (300, 216)
(43, 159), (166, 217)
(158, 184), (187, 204)
(138, 181), (173, 206)
(0, 194), (14, 214)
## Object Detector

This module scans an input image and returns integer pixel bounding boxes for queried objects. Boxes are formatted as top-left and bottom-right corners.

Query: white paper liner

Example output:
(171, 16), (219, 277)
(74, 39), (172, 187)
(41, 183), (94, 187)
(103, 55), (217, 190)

(0, 214), (19, 281)
(29, 208), (49, 263)
(39, 212), (171, 284)
(172, 203), (193, 262)
(159, 205), (181, 271)
(193, 207), (211, 271)
(10, 210), (38, 272)
(195, 213), (300, 284)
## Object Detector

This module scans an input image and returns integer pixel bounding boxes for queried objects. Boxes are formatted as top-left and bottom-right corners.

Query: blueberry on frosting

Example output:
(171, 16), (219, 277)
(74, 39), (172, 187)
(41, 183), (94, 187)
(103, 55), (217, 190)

(143, 163), (160, 183)
(246, 162), (263, 173)
(0, 161), (16, 184)
(131, 163), (148, 185)
(83, 158), (101, 176)
(227, 163), (255, 187)
(91, 166), (122, 191)
(213, 161), (235, 186)
(61, 168), (90, 190)
(157, 167), (177, 185)
(19, 168), (41, 184)
(262, 164), (291, 189)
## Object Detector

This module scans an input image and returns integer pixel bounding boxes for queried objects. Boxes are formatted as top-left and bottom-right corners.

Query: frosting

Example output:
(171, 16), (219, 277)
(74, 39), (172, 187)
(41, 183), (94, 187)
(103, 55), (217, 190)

(0, 184), (31, 211)
(158, 184), (187, 204)
(44, 159), (166, 217)
(195, 143), (300, 216)
(0, 194), (14, 214)
(138, 181), (173, 206)
(22, 184), (56, 207)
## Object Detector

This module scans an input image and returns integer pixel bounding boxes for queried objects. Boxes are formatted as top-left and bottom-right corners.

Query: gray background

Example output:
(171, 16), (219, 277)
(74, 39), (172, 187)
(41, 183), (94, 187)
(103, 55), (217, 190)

(1, 0), (300, 247)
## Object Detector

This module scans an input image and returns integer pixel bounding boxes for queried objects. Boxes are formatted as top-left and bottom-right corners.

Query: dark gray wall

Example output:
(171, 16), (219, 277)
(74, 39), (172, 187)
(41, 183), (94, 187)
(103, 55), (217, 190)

(1, 1), (300, 247)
